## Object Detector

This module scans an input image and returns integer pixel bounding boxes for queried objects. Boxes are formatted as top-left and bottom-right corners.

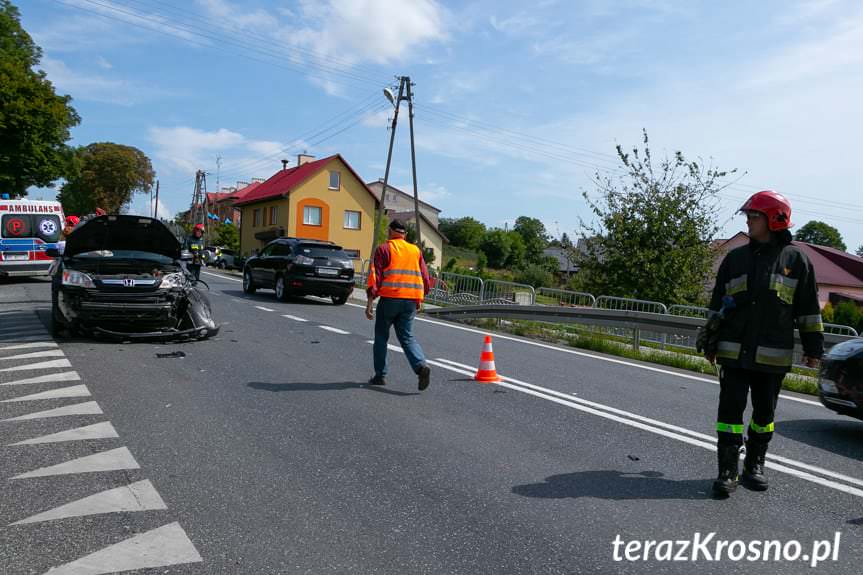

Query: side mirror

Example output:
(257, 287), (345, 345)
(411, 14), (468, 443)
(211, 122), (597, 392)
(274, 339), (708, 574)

(45, 248), (60, 258)
(180, 250), (194, 261)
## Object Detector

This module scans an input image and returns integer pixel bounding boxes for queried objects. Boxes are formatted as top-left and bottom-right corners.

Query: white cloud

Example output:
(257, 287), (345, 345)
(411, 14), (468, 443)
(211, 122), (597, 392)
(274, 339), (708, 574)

(39, 57), (166, 106)
(361, 109), (390, 128)
(420, 183), (451, 203)
(489, 13), (541, 36)
(96, 56), (113, 69)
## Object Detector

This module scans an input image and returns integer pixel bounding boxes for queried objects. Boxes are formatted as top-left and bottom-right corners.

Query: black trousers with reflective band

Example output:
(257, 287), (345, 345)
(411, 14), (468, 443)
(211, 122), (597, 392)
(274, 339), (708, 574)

(716, 367), (784, 446)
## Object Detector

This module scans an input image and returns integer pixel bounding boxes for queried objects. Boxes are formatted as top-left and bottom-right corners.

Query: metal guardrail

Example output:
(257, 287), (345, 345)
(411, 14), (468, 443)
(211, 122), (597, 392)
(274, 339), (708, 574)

(537, 287), (596, 308)
(824, 323), (859, 337)
(424, 304), (859, 352)
(596, 295), (668, 315)
(668, 305), (710, 319)
(482, 279), (536, 305)
(427, 271), (484, 306)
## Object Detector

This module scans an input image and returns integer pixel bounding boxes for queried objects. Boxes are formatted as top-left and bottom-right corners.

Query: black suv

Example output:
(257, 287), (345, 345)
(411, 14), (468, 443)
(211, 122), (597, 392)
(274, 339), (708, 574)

(242, 238), (355, 305)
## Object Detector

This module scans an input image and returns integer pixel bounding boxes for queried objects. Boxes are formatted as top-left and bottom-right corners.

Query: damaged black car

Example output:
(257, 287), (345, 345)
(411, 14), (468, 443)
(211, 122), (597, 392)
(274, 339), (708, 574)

(48, 215), (219, 340)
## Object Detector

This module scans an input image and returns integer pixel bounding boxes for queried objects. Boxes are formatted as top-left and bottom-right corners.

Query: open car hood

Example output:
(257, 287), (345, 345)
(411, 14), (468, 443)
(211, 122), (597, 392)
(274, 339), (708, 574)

(64, 215), (181, 259)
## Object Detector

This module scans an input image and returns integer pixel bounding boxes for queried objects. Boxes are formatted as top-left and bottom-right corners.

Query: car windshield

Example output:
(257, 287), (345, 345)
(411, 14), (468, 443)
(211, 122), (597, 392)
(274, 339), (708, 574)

(70, 249), (175, 264)
(297, 246), (345, 259)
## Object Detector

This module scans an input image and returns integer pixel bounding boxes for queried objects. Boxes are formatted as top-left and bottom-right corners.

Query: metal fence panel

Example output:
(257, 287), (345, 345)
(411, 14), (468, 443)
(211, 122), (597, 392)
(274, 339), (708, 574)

(482, 279), (536, 305)
(353, 259), (371, 288)
(595, 295), (668, 315)
(426, 271), (484, 306)
(668, 305), (710, 319)
(824, 323), (859, 337)
(537, 287), (596, 308)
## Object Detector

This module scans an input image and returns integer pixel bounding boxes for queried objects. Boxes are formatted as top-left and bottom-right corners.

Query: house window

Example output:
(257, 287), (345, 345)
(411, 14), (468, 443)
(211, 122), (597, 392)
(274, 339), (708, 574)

(268, 206), (278, 225)
(303, 205), (322, 226)
(328, 171), (340, 190)
(344, 210), (361, 230)
(253, 209), (262, 227)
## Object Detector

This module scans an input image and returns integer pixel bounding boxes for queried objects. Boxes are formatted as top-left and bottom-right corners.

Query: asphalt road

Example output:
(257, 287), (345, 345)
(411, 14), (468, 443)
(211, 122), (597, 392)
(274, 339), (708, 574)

(1, 271), (861, 574)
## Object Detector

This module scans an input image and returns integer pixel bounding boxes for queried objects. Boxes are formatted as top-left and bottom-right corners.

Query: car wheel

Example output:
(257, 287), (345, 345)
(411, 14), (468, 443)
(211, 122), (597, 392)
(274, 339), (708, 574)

(243, 269), (257, 294)
(275, 275), (290, 301)
(332, 294), (349, 306)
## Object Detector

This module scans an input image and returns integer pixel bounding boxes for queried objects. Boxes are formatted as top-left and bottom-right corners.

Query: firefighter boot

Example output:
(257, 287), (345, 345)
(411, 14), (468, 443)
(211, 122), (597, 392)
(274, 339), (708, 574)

(712, 444), (740, 497)
(742, 440), (769, 491)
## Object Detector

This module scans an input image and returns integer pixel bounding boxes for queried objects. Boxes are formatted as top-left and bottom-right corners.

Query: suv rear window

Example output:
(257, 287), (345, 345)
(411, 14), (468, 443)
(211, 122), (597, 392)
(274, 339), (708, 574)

(296, 245), (345, 259)
(1, 214), (62, 242)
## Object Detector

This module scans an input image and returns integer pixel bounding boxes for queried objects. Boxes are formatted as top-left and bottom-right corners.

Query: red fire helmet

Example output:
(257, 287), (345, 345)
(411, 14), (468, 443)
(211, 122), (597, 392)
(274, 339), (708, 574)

(739, 190), (792, 231)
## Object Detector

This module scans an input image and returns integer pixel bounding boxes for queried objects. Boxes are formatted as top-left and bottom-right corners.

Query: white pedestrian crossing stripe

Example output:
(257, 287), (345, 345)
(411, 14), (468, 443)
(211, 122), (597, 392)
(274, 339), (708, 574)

(42, 522), (202, 574)
(10, 480), (167, 525)
(0, 371), (81, 387)
(0, 349), (65, 361)
(0, 358), (72, 372)
(0, 341), (58, 352)
(1, 384), (90, 403)
(1, 401), (102, 422)
(9, 421), (118, 446)
(282, 314), (309, 322)
(12, 446), (140, 479)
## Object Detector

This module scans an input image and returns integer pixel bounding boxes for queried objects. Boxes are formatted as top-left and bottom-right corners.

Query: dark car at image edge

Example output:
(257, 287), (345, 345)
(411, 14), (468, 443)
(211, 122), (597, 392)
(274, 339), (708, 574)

(243, 238), (355, 305)
(818, 338), (863, 420)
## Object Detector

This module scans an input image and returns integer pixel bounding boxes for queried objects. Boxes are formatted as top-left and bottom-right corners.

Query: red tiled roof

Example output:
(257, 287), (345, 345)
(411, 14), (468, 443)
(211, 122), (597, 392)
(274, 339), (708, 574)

(792, 241), (863, 287)
(224, 181), (261, 202)
(233, 155), (378, 207)
(806, 243), (863, 283)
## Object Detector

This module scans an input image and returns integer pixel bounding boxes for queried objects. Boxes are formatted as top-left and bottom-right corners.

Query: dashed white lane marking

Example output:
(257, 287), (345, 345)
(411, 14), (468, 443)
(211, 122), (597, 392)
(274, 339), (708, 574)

(0, 349), (66, 361)
(0, 341), (58, 352)
(354, 306), (823, 408)
(9, 422), (119, 446)
(1, 384), (91, 403)
(232, 298), (247, 304)
(202, 270), (241, 282)
(12, 446), (140, 479)
(11, 480), (167, 526)
(319, 325), (350, 335)
(282, 314), (309, 322)
(255, 305), (275, 312)
(43, 521), (202, 574)
(1, 401), (102, 422)
(0, 371), (80, 387)
(0, 358), (72, 372)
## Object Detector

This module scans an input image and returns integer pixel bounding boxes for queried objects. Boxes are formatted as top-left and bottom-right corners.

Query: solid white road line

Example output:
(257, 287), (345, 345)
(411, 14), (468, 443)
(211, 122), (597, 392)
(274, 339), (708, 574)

(425, 357), (863, 499)
(0, 371), (81, 387)
(9, 422), (119, 446)
(0, 349), (65, 361)
(12, 446), (140, 479)
(1, 401), (102, 422)
(42, 522), (202, 574)
(319, 326), (350, 335)
(1, 384), (90, 403)
(202, 270), (242, 282)
(255, 305), (275, 312)
(282, 314), (309, 322)
(11, 480), (167, 525)
(0, 358), (72, 372)
(0, 341), (58, 352)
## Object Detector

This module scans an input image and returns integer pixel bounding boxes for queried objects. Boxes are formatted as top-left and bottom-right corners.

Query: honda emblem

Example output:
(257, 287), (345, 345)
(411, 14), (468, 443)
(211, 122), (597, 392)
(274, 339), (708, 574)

(123, 279), (136, 287)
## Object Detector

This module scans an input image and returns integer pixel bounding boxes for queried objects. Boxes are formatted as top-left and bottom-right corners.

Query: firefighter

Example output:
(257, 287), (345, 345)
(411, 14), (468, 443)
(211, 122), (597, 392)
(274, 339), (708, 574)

(365, 219), (432, 391)
(705, 190), (823, 497)
(184, 224), (205, 281)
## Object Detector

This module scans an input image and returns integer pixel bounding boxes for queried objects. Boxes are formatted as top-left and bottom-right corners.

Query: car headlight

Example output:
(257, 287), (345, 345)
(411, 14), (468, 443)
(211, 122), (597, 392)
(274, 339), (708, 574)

(295, 255), (315, 265)
(61, 270), (95, 288)
(159, 272), (186, 289)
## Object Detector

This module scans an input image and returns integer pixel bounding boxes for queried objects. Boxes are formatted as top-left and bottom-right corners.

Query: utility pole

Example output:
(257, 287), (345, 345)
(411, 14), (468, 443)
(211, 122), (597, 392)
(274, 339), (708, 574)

(372, 78), (405, 255)
(372, 76), (423, 258)
(153, 180), (160, 218)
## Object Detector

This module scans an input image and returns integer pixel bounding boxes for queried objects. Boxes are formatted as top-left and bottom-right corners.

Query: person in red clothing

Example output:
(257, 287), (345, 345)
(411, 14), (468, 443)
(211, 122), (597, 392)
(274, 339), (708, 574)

(365, 219), (432, 390)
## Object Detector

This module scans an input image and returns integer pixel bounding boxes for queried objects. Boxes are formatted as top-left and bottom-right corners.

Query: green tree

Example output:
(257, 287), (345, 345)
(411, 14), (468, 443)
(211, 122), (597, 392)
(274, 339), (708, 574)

(821, 302), (834, 324)
(833, 301), (862, 333)
(513, 216), (549, 263)
(578, 129), (734, 304)
(0, 0), (80, 196)
(439, 216), (486, 250)
(794, 221), (846, 251)
(515, 264), (554, 288)
(213, 222), (239, 251)
(857, 245), (863, 258)
(506, 230), (527, 268)
(479, 229), (512, 268)
(58, 143), (155, 214)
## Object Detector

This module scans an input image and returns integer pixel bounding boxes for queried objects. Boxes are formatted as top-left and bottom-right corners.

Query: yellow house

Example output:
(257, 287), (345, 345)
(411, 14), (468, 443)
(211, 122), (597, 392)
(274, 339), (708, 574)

(235, 154), (379, 260)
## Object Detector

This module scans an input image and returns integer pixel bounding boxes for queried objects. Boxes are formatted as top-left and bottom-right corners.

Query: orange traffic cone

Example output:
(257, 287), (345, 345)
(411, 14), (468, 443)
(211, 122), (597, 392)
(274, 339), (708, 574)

(474, 335), (502, 383)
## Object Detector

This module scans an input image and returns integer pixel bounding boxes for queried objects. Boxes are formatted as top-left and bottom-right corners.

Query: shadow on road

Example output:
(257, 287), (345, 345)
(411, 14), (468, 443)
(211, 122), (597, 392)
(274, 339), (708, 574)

(247, 381), (420, 397)
(512, 470), (712, 501)
(775, 419), (863, 461)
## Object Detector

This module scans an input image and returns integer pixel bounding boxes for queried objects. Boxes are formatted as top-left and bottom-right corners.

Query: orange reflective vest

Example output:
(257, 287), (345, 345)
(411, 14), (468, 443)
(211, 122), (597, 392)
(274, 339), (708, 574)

(368, 238), (425, 301)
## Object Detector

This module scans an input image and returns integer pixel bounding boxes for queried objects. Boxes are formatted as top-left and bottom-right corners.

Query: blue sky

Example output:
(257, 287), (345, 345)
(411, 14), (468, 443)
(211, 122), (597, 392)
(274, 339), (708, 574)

(19, 0), (863, 252)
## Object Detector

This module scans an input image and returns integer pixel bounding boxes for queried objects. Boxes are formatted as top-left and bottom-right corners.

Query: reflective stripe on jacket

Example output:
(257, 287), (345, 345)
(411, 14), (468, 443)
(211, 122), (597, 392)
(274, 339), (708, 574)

(369, 238), (425, 301)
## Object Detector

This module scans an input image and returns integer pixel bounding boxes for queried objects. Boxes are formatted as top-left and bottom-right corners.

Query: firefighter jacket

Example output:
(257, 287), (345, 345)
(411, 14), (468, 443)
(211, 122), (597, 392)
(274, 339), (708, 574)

(184, 235), (204, 266)
(367, 238), (429, 301)
(709, 231), (824, 374)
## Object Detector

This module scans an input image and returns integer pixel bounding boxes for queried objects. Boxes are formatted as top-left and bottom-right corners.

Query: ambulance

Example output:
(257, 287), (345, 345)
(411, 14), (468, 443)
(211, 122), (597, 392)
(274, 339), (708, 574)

(0, 196), (65, 278)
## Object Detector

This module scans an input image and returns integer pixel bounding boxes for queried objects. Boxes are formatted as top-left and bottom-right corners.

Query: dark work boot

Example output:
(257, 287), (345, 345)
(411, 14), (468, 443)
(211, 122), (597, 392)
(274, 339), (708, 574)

(742, 440), (769, 491)
(417, 365), (431, 391)
(712, 444), (740, 497)
(368, 375), (387, 386)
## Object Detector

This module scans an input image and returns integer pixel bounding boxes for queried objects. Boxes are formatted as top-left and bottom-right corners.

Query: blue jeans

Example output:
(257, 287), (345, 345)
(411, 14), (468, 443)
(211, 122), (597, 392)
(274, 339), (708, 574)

(373, 297), (427, 377)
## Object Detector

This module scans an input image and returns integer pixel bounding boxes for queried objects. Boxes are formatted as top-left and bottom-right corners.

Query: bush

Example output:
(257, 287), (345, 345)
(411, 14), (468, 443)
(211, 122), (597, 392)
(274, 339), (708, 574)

(822, 302), (834, 324)
(515, 264), (554, 288)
